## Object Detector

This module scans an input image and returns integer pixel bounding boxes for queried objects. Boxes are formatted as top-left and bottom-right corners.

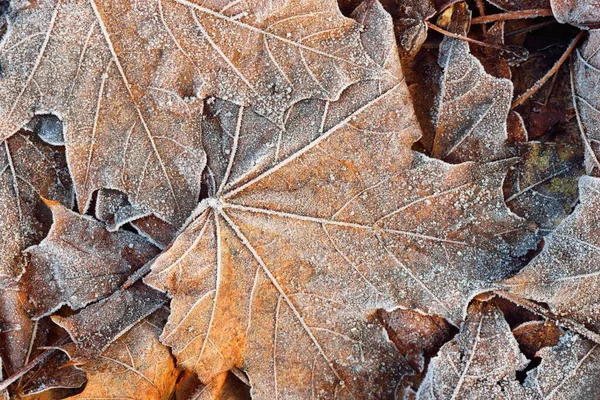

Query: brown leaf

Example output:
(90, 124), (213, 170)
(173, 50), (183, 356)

(144, 3), (536, 397)
(521, 331), (600, 399)
(504, 141), (583, 234)
(23, 200), (159, 318)
(66, 317), (178, 400)
(572, 30), (600, 176)
(502, 176), (600, 334)
(0, 130), (72, 282)
(416, 301), (529, 399)
(432, 26), (513, 162)
(52, 282), (167, 360)
(551, 0), (600, 29)
(487, 0), (551, 11)
(0, 0), (391, 223)
(194, 372), (251, 400)
(0, 285), (35, 378)
(512, 320), (563, 358)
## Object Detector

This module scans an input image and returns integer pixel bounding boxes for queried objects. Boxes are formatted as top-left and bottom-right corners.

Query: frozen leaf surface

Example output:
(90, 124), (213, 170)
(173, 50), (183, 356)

(416, 301), (528, 400)
(572, 30), (600, 176)
(67, 318), (178, 400)
(551, 0), (600, 29)
(24, 200), (159, 318)
(502, 176), (600, 334)
(0, 130), (72, 282)
(433, 36), (513, 163)
(145, 3), (536, 398)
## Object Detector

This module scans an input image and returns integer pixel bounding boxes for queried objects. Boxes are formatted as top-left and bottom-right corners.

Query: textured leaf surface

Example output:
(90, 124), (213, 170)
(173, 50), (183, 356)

(502, 176), (600, 334)
(24, 200), (159, 318)
(67, 317), (178, 400)
(551, 0), (600, 29)
(145, 3), (536, 397)
(0, 131), (72, 282)
(417, 301), (528, 400)
(433, 36), (513, 163)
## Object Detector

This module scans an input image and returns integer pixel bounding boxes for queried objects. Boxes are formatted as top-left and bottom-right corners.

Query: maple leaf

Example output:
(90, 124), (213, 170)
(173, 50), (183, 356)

(432, 30), (513, 162)
(572, 30), (600, 176)
(416, 300), (529, 399)
(0, 0), (389, 224)
(0, 130), (72, 282)
(143, 2), (537, 397)
(23, 200), (159, 318)
(65, 315), (179, 400)
(501, 176), (600, 334)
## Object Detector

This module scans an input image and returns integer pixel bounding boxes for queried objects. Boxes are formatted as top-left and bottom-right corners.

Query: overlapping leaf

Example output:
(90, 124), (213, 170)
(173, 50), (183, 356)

(502, 176), (600, 334)
(145, 2), (537, 397)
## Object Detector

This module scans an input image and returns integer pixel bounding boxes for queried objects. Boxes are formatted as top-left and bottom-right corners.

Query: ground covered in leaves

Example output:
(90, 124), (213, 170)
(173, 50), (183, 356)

(0, 0), (599, 398)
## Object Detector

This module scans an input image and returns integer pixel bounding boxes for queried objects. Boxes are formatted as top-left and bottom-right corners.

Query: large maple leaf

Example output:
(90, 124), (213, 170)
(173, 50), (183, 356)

(144, 2), (537, 397)
(0, 0), (383, 224)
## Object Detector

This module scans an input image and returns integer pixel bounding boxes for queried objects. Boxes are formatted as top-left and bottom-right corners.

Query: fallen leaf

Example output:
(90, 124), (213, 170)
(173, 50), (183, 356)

(572, 30), (600, 176)
(416, 301), (528, 399)
(502, 175), (600, 334)
(487, 0), (551, 11)
(52, 282), (167, 360)
(145, 3), (537, 397)
(432, 23), (514, 162)
(504, 141), (583, 234)
(23, 200), (159, 318)
(0, 130), (72, 282)
(551, 0), (600, 29)
(66, 317), (178, 400)
(512, 320), (563, 358)
(522, 331), (600, 399)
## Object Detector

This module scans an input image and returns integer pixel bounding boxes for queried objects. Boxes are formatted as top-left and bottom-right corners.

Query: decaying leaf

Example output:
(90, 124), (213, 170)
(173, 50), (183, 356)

(512, 320), (563, 358)
(487, 0), (551, 11)
(522, 331), (600, 399)
(66, 317), (178, 400)
(417, 301), (528, 399)
(572, 30), (600, 176)
(551, 0), (600, 29)
(432, 29), (513, 162)
(504, 141), (583, 234)
(23, 200), (159, 318)
(502, 176), (600, 334)
(0, 130), (72, 282)
(144, 3), (537, 397)
(52, 282), (167, 360)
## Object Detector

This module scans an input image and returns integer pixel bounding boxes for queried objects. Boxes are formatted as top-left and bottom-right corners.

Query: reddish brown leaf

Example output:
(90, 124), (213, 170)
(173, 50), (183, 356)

(23, 200), (159, 318)
(551, 0), (600, 29)
(512, 320), (563, 358)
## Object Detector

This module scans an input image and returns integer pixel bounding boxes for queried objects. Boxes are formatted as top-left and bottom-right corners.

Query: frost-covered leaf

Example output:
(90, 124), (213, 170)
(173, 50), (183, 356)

(0, 130), (72, 282)
(23, 200), (159, 318)
(522, 331), (600, 399)
(433, 33), (513, 162)
(551, 0), (600, 29)
(512, 320), (563, 358)
(502, 176), (600, 334)
(66, 317), (178, 400)
(417, 301), (529, 399)
(487, 0), (550, 11)
(52, 282), (167, 360)
(572, 30), (600, 176)
(0, 0), (390, 223)
(505, 142), (583, 234)
(144, 3), (536, 397)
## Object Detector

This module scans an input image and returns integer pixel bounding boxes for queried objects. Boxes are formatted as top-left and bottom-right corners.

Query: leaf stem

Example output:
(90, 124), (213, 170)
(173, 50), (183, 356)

(472, 9), (554, 24)
(426, 21), (514, 51)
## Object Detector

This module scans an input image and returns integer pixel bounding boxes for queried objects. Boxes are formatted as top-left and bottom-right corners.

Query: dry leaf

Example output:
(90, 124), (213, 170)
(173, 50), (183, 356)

(572, 30), (600, 176)
(52, 282), (167, 360)
(551, 0), (600, 29)
(512, 320), (563, 358)
(522, 331), (600, 399)
(504, 141), (583, 234)
(433, 29), (513, 162)
(0, 130), (72, 282)
(66, 318), (178, 400)
(417, 301), (528, 399)
(144, 3), (537, 397)
(502, 176), (600, 334)
(23, 200), (159, 318)
(487, 0), (551, 11)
